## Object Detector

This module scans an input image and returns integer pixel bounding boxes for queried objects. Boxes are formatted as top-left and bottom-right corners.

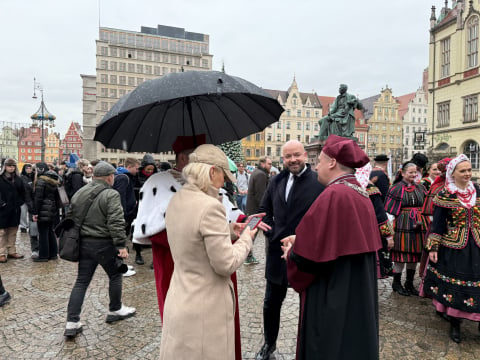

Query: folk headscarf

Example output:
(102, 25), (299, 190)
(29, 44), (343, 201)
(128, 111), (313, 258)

(446, 154), (476, 208)
(355, 162), (372, 189)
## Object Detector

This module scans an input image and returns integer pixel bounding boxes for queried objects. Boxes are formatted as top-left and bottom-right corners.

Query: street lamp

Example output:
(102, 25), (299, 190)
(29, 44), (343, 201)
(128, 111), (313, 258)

(31, 78), (56, 162)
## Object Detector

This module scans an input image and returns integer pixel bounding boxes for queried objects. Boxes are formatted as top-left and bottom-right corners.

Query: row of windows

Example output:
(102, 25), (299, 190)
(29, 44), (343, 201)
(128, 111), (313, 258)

(371, 123), (402, 131)
(99, 67), (184, 85)
(440, 16), (479, 78)
(99, 57), (209, 71)
(405, 125), (427, 133)
(368, 135), (402, 144)
(269, 121), (320, 131)
(437, 94), (478, 127)
(283, 109), (321, 118)
(99, 31), (209, 56)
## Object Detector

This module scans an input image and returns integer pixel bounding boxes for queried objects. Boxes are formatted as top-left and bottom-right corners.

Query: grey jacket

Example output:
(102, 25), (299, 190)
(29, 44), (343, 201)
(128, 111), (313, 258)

(68, 179), (127, 247)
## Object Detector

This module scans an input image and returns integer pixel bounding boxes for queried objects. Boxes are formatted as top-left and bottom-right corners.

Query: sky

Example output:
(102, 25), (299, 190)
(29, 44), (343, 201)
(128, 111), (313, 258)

(0, 0), (441, 137)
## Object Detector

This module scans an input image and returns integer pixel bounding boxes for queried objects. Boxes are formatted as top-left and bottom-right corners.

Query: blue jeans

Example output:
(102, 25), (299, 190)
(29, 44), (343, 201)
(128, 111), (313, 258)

(236, 194), (247, 213)
(66, 239), (123, 322)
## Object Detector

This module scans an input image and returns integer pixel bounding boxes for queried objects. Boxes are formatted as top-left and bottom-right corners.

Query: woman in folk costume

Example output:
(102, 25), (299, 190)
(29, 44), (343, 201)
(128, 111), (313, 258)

(385, 162), (428, 296)
(356, 163), (394, 278)
(159, 145), (257, 360)
(420, 162), (441, 192)
(419, 158), (452, 277)
(421, 154), (480, 343)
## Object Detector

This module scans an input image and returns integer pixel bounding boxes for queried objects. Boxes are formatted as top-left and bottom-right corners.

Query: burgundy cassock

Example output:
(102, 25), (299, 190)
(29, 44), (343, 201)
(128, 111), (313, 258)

(287, 174), (382, 360)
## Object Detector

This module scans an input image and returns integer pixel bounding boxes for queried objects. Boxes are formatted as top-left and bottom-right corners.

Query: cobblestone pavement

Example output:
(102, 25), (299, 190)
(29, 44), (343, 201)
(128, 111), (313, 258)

(1, 231), (479, 359)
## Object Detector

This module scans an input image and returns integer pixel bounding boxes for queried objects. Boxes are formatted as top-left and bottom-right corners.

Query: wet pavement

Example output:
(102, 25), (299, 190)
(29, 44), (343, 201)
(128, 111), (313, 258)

(1, 231), (479, 359)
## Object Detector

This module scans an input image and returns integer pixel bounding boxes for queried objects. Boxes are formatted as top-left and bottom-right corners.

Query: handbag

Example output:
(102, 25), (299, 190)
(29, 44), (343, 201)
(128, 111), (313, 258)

(55, 187), (107, 262)
(57, 186), (70, 206)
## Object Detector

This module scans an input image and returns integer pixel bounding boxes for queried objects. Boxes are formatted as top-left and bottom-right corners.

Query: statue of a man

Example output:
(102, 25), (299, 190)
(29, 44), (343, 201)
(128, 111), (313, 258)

(319, 84), (364, 142)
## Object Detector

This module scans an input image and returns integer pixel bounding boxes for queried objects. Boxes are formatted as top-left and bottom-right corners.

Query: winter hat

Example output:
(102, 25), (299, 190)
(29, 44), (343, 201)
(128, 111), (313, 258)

(35, 162), (49, 175)
(93, 161), (116, 177)
(141, 154), (156, 167)
(4, 158), (17, 167)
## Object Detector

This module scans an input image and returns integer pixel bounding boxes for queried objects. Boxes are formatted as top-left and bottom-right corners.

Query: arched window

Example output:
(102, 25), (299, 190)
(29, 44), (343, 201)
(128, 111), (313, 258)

(467, 16), (479, 68)
(464, 140), (480, 169)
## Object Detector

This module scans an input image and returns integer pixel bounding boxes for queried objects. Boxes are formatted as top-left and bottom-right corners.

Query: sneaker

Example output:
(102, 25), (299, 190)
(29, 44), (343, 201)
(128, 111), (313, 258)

(122, 269), (136, 277)
(31, 251), (39, 259)
(0, 291), (11, 307)
(64, 321), (83, 338)
(244, 256), (259, 265)
(20, 227), (28, 233)
(105, 304), (136, 323)
(127, 265), (134, 271)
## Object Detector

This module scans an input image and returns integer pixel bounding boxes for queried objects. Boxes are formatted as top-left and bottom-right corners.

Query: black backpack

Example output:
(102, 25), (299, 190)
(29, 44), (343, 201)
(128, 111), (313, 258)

(63, 172), (74, 199)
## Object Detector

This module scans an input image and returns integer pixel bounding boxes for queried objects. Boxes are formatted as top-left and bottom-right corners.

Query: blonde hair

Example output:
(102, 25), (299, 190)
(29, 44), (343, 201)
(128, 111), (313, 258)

(183, 162), (220, 192)
(76, 159), (90, 169)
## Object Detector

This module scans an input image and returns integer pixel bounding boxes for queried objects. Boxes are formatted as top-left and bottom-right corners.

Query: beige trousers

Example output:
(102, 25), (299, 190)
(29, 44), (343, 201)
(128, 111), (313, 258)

(0, 227), (18, 256)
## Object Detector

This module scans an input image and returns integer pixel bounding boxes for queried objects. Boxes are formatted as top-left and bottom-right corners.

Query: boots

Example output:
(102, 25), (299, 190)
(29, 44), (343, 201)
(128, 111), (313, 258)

(392, 274), (409, 296)
(450, 317), (461, 343)
(404, 269), (419, 296)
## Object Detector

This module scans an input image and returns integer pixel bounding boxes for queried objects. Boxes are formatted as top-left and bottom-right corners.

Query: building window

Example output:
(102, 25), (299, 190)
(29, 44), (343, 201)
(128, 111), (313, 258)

(297, 122), (301, 130)
(119, 76), (126, 85)
(464, 141), (479, 169)
(297, 135), (301, 142)
(437, 102), (450, 127)
(306, 110), (310, 117)
(277, 121), (281, 129)
(441, 37), (450, 77)
(136, 64), (143, 73)
(255, 133), (261, 141)
(128, 77), (135, 86)
(305, 135), (310, 143)
(267, 133), (272, 141)
(276, 134), (281, 141)
(110, 75), (117, 84)
(246, 149), (251, 157)
(467, 17), (479, 68)
(255, 149), (260, 157)
(390, 136), (394, 144)
(286, 121), (291, 129)
(266, 147), (271, 156)
(286, 110), (291, 117)
(109, 61), (117, 71)
(314, 123), (319, 131)
(286, 134), (291, 141)
(306, 123), (310, 131)
(297, 110), (301, 117)
(463, 95), (478, 123)
(128, 63), (135, 72)
(276, 145), (281, 157)
(382, 135), (386, 144)
(100, 74), (108, 83)
(101, 88), (108, 97)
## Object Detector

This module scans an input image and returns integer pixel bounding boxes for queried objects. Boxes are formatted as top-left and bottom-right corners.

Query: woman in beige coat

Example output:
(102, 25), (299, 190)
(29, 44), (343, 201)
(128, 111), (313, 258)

(159, 144), (256, 360)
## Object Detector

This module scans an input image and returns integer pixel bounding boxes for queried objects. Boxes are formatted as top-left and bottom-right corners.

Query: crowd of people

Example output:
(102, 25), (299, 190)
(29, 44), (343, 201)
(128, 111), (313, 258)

(0, 133), (479, 358)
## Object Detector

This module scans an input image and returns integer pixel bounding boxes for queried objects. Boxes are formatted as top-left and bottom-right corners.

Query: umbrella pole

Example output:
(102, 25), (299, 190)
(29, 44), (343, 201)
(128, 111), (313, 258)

(186, 96), (198, 147)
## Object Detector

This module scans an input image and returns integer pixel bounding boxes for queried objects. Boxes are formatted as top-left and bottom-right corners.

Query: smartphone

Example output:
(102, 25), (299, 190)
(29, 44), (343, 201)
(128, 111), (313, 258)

(241, 216), (263, 234)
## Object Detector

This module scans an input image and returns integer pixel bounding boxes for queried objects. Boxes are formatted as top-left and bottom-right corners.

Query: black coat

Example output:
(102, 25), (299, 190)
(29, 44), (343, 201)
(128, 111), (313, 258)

(0, 173), (25, 228)
(259, 165), (324, 285)
(370, 169), (390, 203)
(34, 173), (61, 223)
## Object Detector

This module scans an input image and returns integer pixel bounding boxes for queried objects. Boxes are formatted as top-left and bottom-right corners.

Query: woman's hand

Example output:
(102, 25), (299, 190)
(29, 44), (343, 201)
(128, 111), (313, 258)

(280, 235), (296, 260)
(429, 251), (438, 263)
(233, 223), (258, 239)
(32, 215), (38, 222)
(245, 212), (271, 232)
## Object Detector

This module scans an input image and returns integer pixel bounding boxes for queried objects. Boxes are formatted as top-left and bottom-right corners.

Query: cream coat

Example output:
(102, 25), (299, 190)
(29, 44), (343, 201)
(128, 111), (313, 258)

(159, 183), (252, 360)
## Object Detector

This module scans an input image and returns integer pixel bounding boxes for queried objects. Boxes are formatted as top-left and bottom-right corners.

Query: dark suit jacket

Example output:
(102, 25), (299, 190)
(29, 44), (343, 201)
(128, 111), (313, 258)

(259, 165), (324, 285)
(370, 169), (390, 203)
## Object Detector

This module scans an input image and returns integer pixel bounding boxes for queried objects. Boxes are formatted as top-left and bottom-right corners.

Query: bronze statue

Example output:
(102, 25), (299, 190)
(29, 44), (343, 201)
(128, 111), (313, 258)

(319, 84), (363, 142)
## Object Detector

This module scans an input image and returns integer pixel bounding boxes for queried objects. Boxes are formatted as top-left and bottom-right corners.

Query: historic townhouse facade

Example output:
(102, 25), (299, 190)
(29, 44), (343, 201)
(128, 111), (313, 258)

(82, 24), (213, 164)
(398, 88), (429, 161)
(365, 87), (403, 170)
(428, 0), (480, 179)
(0, 126), (18, 162)
(45, 132), (61, 164)
(18, 127), (43, 164)
(62, 122), (83, 159)
(263, 78), (322, 166)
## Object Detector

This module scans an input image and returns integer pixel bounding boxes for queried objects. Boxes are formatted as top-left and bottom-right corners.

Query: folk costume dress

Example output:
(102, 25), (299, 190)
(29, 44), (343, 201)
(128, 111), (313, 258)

(356, 163), (394, 278)
(420, 176), (433, 192)
(422, 172), (480, 320)
(384, 180), (428, 263)
(287, 174), (382, 360)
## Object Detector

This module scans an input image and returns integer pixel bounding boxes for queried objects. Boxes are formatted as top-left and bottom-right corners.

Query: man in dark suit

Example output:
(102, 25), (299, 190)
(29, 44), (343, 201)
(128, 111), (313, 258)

(370, 154), (390, 203)
(255, 140), (324, 360)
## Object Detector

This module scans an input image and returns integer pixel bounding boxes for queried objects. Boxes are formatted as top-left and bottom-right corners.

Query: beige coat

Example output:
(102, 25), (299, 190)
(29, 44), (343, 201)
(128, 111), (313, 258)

(159, 183), (252, 360)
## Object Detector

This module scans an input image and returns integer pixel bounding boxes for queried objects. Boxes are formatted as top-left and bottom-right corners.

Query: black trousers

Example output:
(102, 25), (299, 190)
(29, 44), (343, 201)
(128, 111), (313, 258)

(37, 222), (57, 260)
(263, 280), (288, 346)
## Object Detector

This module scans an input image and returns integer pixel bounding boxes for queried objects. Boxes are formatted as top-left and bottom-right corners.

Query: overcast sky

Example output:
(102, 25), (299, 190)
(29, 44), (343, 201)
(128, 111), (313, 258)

(1, 0), (440, 136)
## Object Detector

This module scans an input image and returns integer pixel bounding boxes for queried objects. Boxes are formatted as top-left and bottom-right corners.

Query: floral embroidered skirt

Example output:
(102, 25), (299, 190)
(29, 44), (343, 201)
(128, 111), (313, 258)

(422, 235), (480, 318)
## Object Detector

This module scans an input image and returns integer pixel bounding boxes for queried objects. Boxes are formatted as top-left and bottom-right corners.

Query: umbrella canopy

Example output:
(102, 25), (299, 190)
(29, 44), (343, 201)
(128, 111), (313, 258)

(94, 70), (284, 153)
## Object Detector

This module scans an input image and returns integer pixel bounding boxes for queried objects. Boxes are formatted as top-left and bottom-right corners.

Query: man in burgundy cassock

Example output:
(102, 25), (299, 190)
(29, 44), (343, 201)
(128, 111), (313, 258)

(283, 135), (382, 360)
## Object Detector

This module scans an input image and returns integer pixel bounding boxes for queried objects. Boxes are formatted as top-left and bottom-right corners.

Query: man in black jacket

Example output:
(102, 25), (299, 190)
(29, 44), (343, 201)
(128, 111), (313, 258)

(113, 158), (140, 264)
(255, 141), (324, 360)
(370, 154), (390, 203)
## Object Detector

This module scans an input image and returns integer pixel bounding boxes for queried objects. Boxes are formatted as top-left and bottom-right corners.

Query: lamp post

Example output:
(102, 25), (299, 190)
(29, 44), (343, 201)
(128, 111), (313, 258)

(31, 78), (55, 162)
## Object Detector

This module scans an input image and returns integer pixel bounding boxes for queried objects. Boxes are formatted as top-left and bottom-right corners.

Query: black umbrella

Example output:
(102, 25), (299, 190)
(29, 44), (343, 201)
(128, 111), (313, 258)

(94, 70), (284, 153)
